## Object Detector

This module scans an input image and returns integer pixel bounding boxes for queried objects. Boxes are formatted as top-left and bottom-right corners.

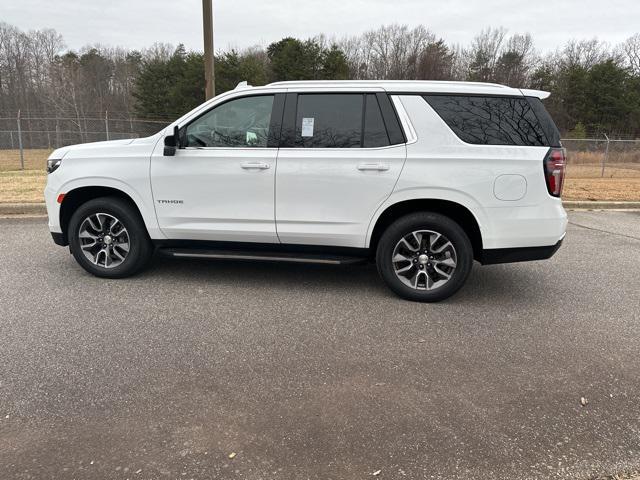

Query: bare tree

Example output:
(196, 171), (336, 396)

(449, 44), (468, 81)
(466, 27), (507, 82)
(341, 24), (435, 80)
(493, 33), (537, 86)
(142, 42), (174, 63)
(2, 20), (640, 144)
(557, 38), (612, 69)
(622, 33), (640, 74)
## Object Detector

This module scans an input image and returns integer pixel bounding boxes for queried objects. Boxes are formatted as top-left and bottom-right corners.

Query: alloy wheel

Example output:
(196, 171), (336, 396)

(392, 230), (457, 290)
(78, 213), (130, 268)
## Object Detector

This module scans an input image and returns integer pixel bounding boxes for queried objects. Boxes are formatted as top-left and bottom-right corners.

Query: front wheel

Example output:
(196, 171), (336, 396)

(68, 197), (153, 278)
(376, 213), (473, 302)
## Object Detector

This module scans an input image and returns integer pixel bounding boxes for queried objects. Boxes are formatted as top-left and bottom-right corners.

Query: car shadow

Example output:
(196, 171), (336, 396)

(136, 254), (545, 305)
(454, 263), (546, 305)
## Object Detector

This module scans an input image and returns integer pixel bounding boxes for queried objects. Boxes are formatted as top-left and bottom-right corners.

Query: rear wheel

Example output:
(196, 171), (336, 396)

(376, 212), (473, 302)
(68, 197), (153, 278)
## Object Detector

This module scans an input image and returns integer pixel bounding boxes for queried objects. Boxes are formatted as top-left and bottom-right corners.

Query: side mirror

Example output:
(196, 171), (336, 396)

(163, 126), (181, 156)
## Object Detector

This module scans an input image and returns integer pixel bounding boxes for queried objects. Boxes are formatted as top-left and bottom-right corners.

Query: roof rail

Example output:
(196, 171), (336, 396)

(266, 80), (511, 89)
(261, 80), (528, 96)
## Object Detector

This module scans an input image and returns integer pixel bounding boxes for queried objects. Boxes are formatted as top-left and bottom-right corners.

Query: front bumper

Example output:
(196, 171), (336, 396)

(44, 182), (63, 233)
(479, 237), (564, 265)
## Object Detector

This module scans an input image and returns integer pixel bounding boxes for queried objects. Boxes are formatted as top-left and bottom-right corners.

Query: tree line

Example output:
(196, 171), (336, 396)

(1, 21), (640, 137)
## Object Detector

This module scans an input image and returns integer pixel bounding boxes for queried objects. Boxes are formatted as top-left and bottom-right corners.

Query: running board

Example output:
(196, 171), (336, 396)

(159, 248), (367, 265)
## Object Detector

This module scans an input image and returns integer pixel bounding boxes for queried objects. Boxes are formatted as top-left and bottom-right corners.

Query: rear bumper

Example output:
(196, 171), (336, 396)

(482, 201), (567, 249)
(479, 237), (563, 265)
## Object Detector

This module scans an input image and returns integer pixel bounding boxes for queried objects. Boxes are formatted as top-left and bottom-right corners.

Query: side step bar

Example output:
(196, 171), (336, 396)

(159, 248), (367, 265)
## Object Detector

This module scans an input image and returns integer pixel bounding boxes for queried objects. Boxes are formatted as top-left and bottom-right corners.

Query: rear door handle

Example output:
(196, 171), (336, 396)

(357, 163), (390, 171)
(240, 162), (270, 170)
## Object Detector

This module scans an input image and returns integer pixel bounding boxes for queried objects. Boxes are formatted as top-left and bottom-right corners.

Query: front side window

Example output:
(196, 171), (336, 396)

(184, 95), (274, 148)
(423, 95), (548, 146)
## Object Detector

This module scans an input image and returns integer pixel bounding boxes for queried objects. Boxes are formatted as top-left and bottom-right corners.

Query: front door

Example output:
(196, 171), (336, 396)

(151, 94), (283, 243)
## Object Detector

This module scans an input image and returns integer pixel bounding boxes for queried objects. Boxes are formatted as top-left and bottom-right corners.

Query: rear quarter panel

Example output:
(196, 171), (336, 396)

(372, 94), (566, 249)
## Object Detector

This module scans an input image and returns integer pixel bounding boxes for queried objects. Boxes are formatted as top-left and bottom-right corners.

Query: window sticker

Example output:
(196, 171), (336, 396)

(246, 131), (258, 145)
(301, 117), (315, 137)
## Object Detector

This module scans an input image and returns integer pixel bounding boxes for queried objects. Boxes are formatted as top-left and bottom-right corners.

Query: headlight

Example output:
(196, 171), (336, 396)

(46, 158), (62, 174)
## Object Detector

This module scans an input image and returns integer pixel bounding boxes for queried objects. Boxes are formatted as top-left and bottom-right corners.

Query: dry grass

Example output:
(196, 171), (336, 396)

(566, 163), (640, 179)
(0, 149), (53, 172)
(0, 149), (639, 204)
(564, 163), (640, 201)
(568, 150), (640, 165)
(564, 177), (640, 201)
(0, 170), (46, 203)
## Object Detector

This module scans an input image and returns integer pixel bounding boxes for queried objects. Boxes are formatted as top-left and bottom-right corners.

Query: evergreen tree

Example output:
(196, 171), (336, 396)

(133, 45), (204, 117)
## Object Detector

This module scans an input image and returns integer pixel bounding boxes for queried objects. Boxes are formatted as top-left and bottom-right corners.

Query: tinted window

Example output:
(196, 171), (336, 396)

(295, 94), (363, 148)
(424, 95), (549, 146)
(184, 95), (274, 148)
(363, 94), (390, 148)
(526, 97), (562, 147)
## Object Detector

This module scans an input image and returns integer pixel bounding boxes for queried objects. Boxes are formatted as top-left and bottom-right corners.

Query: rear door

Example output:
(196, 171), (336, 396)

(275, 91), (406, 247)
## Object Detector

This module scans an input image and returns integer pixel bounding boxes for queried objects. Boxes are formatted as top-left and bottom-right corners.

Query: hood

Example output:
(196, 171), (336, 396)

(48, 137), (145, 160)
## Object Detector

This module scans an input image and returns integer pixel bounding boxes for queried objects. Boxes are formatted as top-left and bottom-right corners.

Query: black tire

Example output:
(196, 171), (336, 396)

(68, 196), (153, 278)
(376, 212), (473, 302)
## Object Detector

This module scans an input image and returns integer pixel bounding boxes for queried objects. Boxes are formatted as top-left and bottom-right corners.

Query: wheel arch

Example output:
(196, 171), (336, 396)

(58, 186), (146, 245)
(368, 199), (484, 260)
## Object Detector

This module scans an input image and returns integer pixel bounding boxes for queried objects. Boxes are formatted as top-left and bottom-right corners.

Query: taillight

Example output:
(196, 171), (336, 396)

(543, 148), (566, 197)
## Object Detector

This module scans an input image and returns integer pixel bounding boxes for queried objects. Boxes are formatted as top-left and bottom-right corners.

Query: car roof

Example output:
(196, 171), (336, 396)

(263, 80), (549, 99)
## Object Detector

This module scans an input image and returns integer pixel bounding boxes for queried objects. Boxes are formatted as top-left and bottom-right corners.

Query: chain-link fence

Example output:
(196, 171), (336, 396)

(563, 137), (640, 179)
(0, 111), (172, 171)
(1, 111), (640, 176)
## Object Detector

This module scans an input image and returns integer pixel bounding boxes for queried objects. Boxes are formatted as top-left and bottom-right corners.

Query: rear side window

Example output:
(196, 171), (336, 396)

(363, 94), (390, 148)
(293, 93), (394, 148)
(423, 95), (549, 146)
(295, 94), (362, 148)
(525, 97), (562, 147)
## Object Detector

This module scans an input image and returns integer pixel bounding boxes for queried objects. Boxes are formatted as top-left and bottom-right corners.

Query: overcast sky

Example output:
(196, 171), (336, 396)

(3, 0), (638, 53)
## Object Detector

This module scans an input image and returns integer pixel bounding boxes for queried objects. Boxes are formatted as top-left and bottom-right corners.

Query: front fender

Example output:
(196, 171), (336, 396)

(56, 177), (165, 240)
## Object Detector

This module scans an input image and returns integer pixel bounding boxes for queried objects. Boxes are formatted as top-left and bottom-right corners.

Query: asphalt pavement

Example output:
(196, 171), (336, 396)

(0, 211), (639, 480)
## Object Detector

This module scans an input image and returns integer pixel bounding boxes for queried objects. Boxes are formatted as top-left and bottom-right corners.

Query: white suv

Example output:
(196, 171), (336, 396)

(44, 80), (567, 302)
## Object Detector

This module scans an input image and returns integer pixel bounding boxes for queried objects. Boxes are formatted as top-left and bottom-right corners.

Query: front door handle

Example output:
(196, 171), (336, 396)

(240, 162), (270, 170)
(357, 163), (390, 171)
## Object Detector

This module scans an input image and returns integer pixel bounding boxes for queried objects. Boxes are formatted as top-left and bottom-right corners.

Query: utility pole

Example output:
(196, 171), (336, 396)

(202, 0), (215, 99)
